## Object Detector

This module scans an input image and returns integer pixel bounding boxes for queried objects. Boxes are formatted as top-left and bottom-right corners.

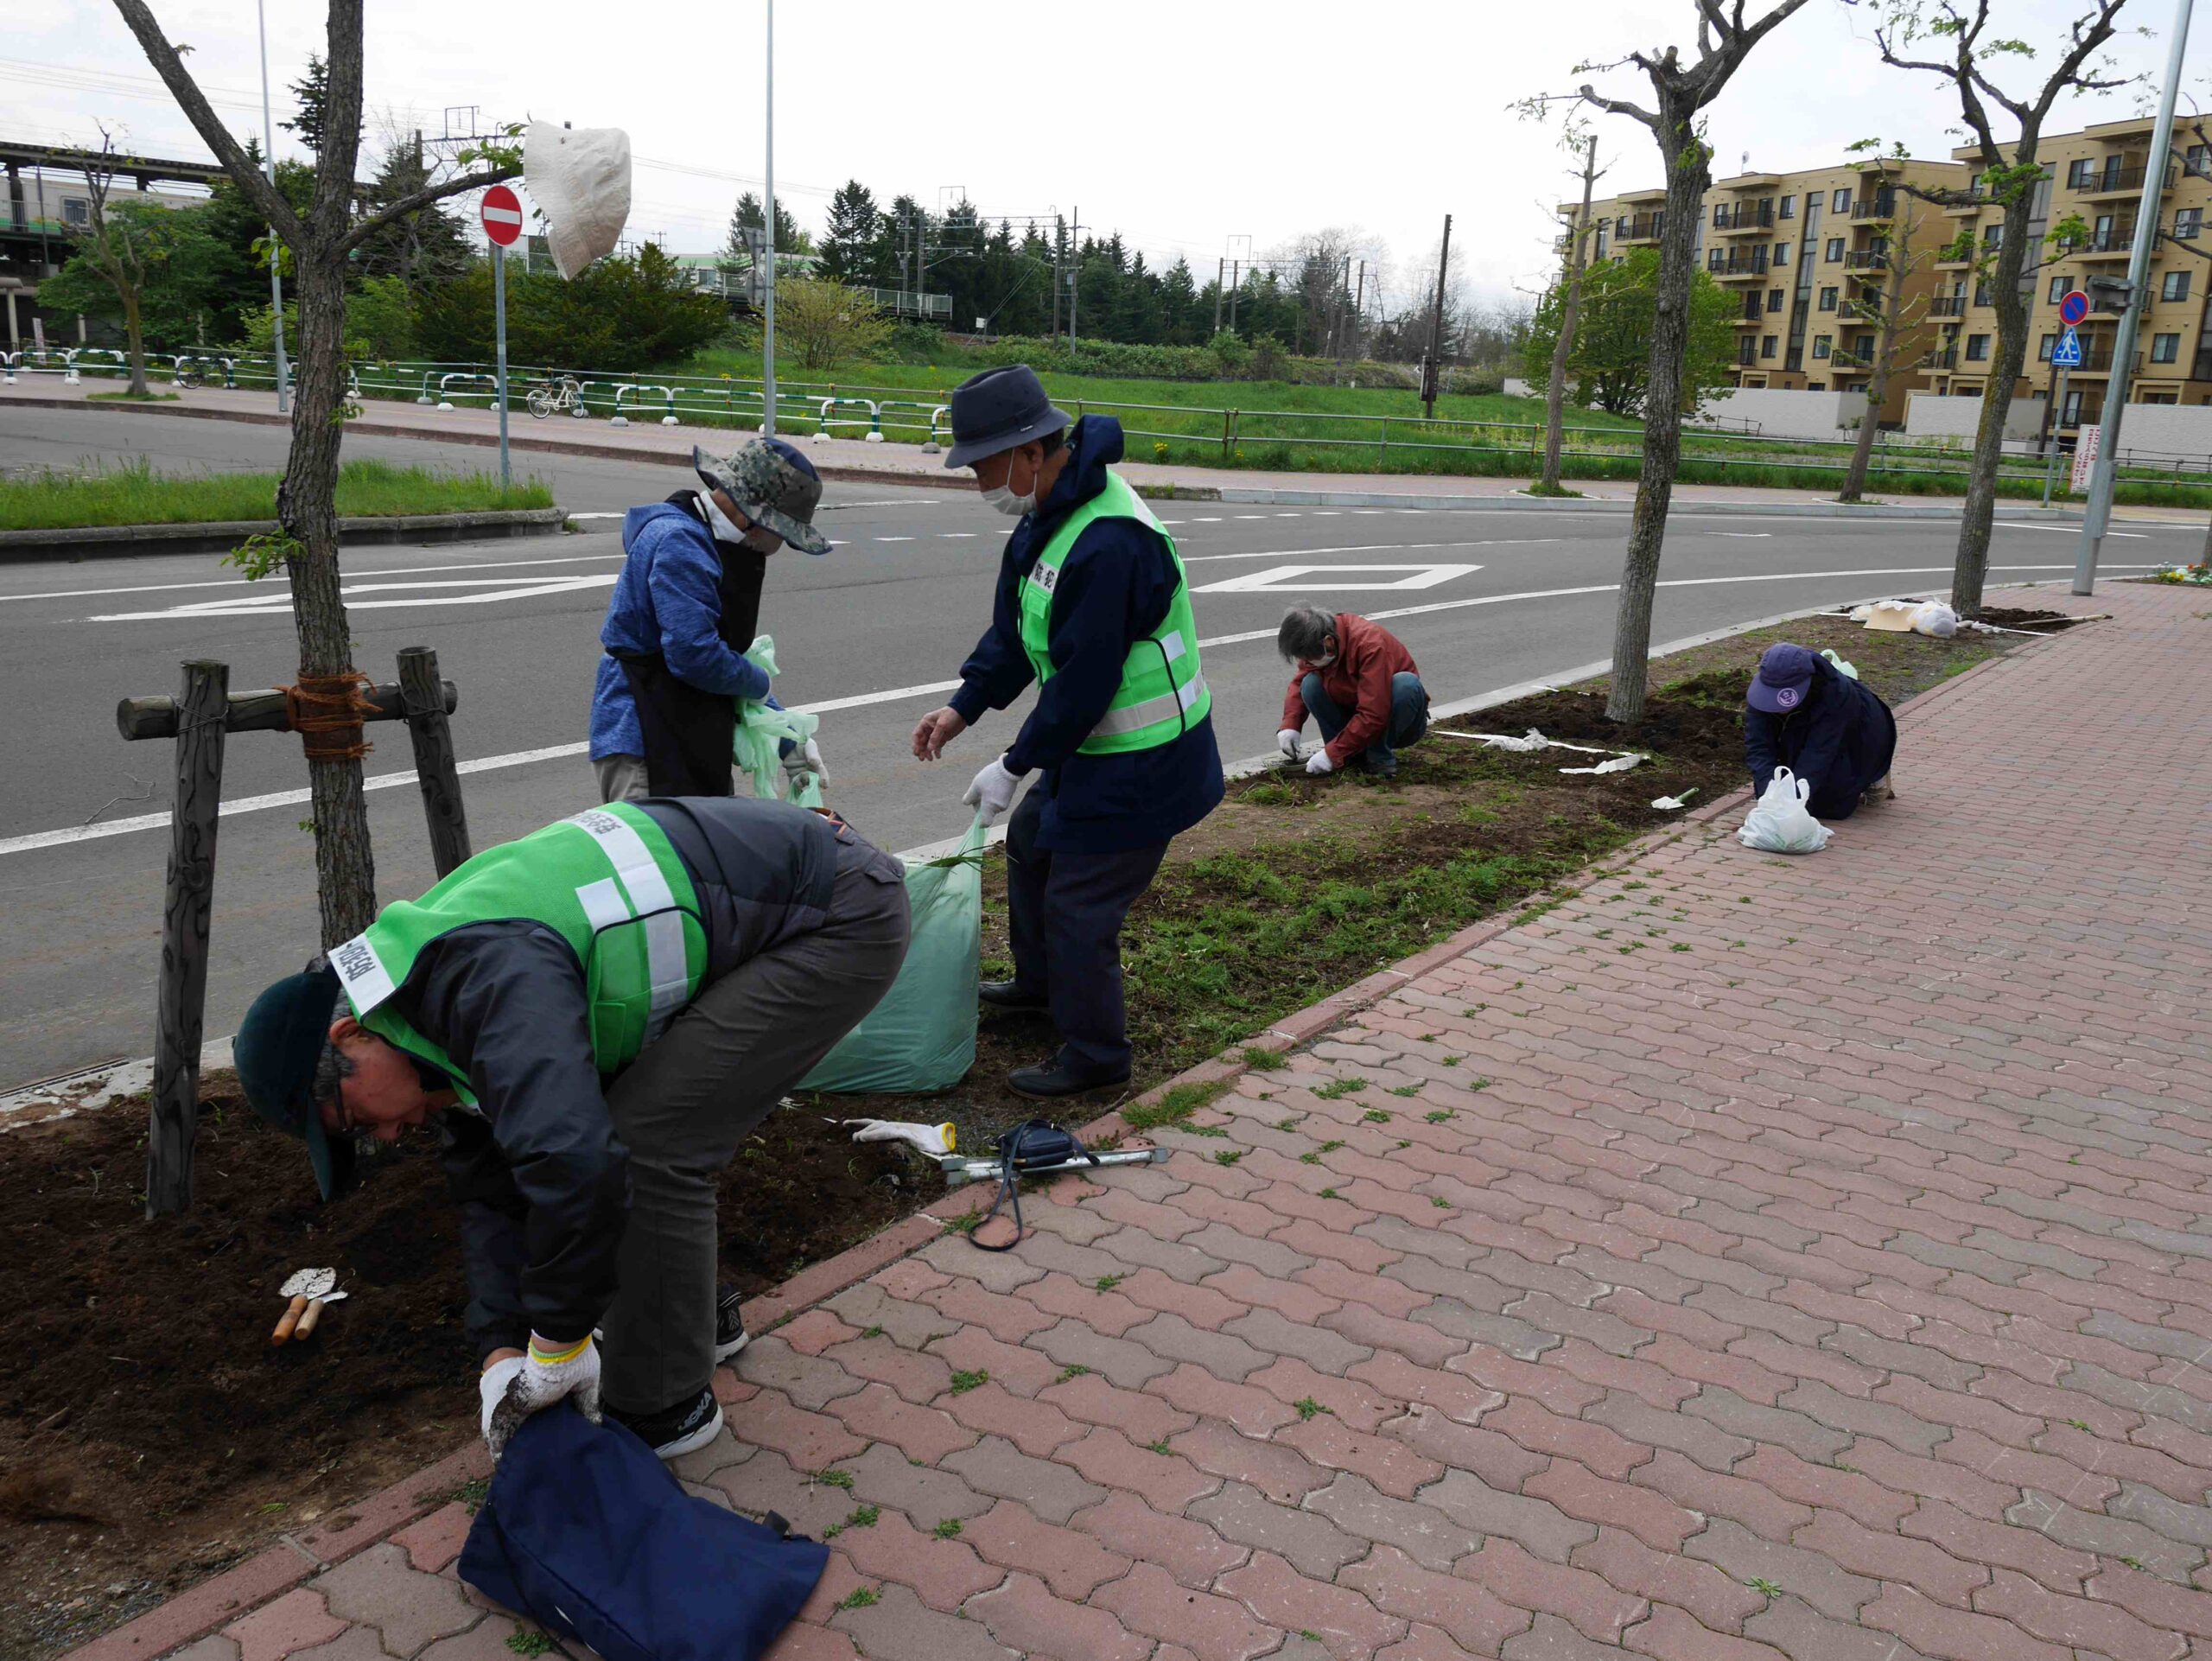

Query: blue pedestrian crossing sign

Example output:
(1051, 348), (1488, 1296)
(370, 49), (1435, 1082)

(2051, 327), (2083, 368)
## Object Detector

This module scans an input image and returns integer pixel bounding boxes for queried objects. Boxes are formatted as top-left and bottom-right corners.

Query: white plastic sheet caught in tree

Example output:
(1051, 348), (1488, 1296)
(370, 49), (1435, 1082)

(524, 124), (631, 278)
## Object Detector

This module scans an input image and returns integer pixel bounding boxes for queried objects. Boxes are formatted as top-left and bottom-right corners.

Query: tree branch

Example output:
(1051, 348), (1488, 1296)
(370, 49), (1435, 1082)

(338, 162), (521, 256)
(106, 0), (304, 244)
(1577, 82), (1661, 131)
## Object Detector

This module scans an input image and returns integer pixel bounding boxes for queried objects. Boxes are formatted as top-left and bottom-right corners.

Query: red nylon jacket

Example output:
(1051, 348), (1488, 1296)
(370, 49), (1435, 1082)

(1281, 613), (1421, 766)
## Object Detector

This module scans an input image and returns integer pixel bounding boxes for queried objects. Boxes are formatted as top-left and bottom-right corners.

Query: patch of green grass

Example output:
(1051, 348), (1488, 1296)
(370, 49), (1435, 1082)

(1057, 1365), (1092, 1383)
(1318, 1187), (1339, 1199)
(948, 1370), (988, 1395)
(1146, 1438), (1173, 1454)
(934, 1518), (964, 1539)
(1313, 1078), (1369, 1099)
(1361, 1108), (1391, 1123)
(1124, 1078), (1229, 1132)
(1094, 1274), (1124, 1292)
(1242, 1046), (1287, 1069)
(1431, 1195), (1452, 1209)
(1393, 1086), (1422, 1098)
(836, 1588), (880, 1611)
(1746, 1577), (1783, 1601)
(816, 1468), (855, 1490)
(87, 389), (181, 403)
(505, 1631), (555, 1657)
(1294, 1397), (1332, 1421)
(0, 456), (554, 531)
(1425, 1110), (1455, 1123)
(451, 1476), (492, 1515)
(1213, 1149), (1243, 1167)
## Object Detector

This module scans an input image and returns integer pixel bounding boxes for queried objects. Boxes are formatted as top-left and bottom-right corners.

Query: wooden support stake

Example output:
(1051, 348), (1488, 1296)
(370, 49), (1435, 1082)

(145, 659), (227, 1219)
(116, 678), (455, 742)
(397, 646), (472, 879)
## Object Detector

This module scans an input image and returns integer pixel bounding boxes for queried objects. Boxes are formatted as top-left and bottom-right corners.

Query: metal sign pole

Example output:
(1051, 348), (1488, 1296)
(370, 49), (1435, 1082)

(2042, 364), (2070, 507)
(255, 0), (289, 415)
(2075, 0), (2196, 595)
(493, 240), (511, 492)
(761, 0), (778, 439)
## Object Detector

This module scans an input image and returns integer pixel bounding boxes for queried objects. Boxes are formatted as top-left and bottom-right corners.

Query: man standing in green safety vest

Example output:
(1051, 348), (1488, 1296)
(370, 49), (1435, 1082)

(912, 366), (1223, 1098)
(232, 797), (909, 1461)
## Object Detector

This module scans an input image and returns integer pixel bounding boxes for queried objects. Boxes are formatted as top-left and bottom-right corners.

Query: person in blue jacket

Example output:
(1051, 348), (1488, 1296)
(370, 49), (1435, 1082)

(912, 366), (1223, 1098)
(1744, 641), (1897, 820)
(591, 438), (831, 802)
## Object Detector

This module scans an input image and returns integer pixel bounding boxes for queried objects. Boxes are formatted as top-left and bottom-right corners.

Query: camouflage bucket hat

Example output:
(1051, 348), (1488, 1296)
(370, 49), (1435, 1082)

(692, 436), (832, 555)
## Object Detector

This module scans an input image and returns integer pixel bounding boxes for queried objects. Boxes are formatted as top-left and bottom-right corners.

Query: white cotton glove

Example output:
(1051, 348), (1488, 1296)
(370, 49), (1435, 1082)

(1306, 749), (1337, 777)
(846, 1118), (957, 1157)
(486, 1335), (602, 1461)
(963, 755), (1021, 827)
(1277, 729), (1304, 760)
(479, 1354), (527, 1449)
(784, 737), (829, 785)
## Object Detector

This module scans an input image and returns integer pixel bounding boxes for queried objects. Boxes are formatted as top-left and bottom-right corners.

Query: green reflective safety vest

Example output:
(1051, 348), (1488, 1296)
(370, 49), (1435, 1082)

(327, 804), (709, 1102)
(1016, 470), (1211, 755)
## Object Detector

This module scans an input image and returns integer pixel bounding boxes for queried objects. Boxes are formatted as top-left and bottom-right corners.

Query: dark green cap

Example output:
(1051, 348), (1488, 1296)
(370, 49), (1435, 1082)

(235, 964), (353, 1200)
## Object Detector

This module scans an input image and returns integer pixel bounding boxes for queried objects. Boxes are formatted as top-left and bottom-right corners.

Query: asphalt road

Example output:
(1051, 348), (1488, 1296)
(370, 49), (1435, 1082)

(0, 404), (2190, 1088)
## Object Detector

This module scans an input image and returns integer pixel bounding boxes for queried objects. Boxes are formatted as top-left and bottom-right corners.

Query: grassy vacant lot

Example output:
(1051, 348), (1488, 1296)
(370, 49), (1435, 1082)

(0, 458), (553, 531)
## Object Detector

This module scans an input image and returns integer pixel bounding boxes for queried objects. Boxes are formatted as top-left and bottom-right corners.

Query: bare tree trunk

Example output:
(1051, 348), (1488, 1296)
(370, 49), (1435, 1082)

(1606, 116), (1706, 726)
(283, 251), (377, 945)
(2201, 507), (2210, 569)
(1840, 249), (1909, 504)
(1952, 203), (2034, 614)
(1542, 137), (1600, 494)
(122, 288), (149, 397)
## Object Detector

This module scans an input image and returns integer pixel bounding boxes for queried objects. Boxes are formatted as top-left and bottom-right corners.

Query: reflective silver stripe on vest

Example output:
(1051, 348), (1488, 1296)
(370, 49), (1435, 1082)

(1088, 673), (1208, 739)
(568, 808), (691, 1042)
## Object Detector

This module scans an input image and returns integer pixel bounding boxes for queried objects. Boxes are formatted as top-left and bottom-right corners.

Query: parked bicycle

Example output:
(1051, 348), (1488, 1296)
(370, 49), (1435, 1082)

(526, 375), (587, 419)
(173, 359), (207, 390)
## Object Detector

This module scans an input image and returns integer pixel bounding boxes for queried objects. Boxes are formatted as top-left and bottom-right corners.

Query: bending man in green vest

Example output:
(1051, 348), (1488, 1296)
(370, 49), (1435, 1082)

(233, 797), (909, 1461)
(912, 366), (1224, 1098)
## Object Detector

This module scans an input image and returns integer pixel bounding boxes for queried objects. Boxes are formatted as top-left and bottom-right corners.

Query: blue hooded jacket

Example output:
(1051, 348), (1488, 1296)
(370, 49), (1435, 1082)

(1745, 654), (1897, 821)
(949, 417), (1224, 854)
(590, 500), (773, 762)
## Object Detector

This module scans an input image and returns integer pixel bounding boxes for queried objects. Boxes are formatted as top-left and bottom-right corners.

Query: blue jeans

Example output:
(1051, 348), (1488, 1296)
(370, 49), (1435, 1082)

(1302, 671), (1430, 773)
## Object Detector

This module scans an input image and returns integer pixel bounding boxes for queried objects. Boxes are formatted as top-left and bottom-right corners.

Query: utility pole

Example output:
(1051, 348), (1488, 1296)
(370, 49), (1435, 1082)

(1213, 257), (1224, 334)
(1068, 206), (1080, 347)
(1228, 260), (1240, 334)
(2074, 0), (2194, 594)
(1051, 214), (1063, 339)
(1352, 259), (1365, 360)
(1423, 213), (1453, 419)
(761, 0), (777, 437)
(255, 0), (289, 414)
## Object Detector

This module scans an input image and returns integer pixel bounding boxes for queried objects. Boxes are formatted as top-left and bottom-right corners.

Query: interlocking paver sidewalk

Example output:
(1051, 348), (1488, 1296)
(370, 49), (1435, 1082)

(70, 580), (2212, 1661)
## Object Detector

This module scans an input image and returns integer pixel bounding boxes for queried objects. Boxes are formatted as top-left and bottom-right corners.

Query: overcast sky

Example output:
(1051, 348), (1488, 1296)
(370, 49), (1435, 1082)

(5, 1), (2191, 309)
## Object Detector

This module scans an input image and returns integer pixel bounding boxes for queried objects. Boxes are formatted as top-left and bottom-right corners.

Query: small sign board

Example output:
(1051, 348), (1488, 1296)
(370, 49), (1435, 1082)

(2071, 423), (2101, 493)
(2050, 327), (2083, 368)
(480, 184), (524, 248)
(2058, 289), (2090, 328)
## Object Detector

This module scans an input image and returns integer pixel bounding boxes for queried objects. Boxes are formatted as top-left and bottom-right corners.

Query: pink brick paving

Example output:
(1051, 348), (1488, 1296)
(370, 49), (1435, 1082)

(67, 581), (2212, 1660)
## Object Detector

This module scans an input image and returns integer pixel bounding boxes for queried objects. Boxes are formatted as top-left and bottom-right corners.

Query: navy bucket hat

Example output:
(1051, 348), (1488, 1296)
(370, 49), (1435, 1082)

(943, 366), (1072, 470)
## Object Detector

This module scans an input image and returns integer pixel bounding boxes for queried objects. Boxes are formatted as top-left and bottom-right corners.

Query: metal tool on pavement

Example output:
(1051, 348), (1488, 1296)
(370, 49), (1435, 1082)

(272, 1268), (334, 1344)
(936, 1144), (1166, 1190)
(293, 1287), (348, 1340)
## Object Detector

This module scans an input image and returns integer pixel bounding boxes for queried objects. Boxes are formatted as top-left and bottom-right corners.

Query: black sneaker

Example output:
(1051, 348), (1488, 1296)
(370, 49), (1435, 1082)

(715, 1286), (750, 1364)
(608, 1388), (725, 1461)
(1009, 1060), (1130, 1099)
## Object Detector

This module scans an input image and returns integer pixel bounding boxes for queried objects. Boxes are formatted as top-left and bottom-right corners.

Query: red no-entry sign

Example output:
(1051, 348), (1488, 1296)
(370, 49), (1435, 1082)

(480, 185), (524, 248)
(2058, 289), (2089, 328)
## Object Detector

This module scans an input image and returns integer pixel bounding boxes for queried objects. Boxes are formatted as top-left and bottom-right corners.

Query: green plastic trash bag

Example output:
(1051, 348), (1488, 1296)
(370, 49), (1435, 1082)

(1820, 648), (1859, 680)
(798, 817), (984, 1094)
(732, 634), (823, 806)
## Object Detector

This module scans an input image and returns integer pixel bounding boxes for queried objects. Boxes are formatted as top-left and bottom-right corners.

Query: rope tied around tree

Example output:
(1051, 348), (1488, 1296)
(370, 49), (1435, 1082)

(284, 671), (375, 761)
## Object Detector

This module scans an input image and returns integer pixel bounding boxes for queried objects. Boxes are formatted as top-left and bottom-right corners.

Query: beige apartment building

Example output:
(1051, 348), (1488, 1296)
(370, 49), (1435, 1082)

(1563, 156), (1970, 425)
(1928, 115), (2212, 439)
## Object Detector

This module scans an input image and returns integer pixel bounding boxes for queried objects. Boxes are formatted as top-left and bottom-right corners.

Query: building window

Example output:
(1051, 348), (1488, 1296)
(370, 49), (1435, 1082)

(1819, 286), (1839, 311)
(2162, 270), (2190, 302)
(1966, 334), (1990, 360)
(1762, 334), (1777, 359)
(1778, 194), (1796, 220)
(1762, 289), (1779, 314)
(63, 198), (89, 225)
(2187, 143), (2209, 177)
(1832, 188), (1852, 213)
(2176, 207), (2203, 239)
(2048, 275), (2068, 303)
(2061, 388), (2083, 425)
(2067, 158), (2095, 190)
(1974, 280), (1993, 307)
(2037, 334), (2056, 362)
(1813, 335), (1832, 360)
(2152, 332), (2179, 364)
(1772, 243), (1788, 266)
(1983, 224), (2005, 248)
(1594, 228), (1608, 258)
(1826, 238), (1844, 263)
(1708, 250), (1725, 270)
(1713, 204), (1729, 226)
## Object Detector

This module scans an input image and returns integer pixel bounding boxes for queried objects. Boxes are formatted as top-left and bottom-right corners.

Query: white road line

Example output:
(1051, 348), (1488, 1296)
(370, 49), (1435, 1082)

(1312, 511), (1341, 516)
(2006, 523), (2147, 538)
(1274, 512), (1302, 518)
(88, 573), (620, 620)
(938, 532), (976, 538)
(1185, 540), (1558, 565)
(1710, 531), (1772, 538)
(874, 536), (916, 543)
(2, 550), (628, 606)
(1233, 514), (1268, 520)
(823, 499), (943, 509)
(0, 559), (2152, 860)
(565, 511), (626, 520)
(1190, 516), (1223, 522)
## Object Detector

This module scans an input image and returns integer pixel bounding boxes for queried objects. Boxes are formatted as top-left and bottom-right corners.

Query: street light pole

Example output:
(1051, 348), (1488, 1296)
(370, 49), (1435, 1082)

(760, 0), (777, 438)
(2075, 0), (2195, 594)
(256, 0), (290, 414)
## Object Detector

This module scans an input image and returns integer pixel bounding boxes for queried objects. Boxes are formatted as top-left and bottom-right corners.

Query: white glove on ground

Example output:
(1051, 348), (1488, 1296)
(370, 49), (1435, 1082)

(486, 1335), (602, 1461)
(784, 737), (829, 784)
(1306, 749), (1337, 776)
(846, 1118), (957, 1156)
(1277, 729), (1304, 760)
(963, 756), (1021, 827)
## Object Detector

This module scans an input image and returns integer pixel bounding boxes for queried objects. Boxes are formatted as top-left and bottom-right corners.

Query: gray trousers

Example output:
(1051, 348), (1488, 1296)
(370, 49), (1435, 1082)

(595, 753), (651, 803)
(598, 862), (910, 1414)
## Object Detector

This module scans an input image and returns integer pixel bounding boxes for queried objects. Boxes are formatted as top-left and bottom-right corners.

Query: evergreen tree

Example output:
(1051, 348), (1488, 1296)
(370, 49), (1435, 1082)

(280, 54), (356, 156)
(1158, 258), (1198, 345)
(352, 135), (471, 293)
(817, 179), (879, 283)
(726, 191), (810, 259)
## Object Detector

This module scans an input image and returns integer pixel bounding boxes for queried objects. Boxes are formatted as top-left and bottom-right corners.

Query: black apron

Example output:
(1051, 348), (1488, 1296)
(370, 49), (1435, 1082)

(610, 492), (769, 798)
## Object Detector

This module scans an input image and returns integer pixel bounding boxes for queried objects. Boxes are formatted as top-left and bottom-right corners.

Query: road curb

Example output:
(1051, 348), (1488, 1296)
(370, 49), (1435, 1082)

(0, 506), (570, 563)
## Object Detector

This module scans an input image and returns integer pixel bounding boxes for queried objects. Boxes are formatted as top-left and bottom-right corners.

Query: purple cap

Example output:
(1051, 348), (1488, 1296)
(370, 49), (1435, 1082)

(1747, 642), (1817, 714)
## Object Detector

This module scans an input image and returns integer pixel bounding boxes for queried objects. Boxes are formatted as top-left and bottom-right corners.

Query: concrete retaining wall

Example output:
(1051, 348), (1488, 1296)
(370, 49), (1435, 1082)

(1697, 387), (1868, 439)
(1907, 391), (2041, 442)
(2107, 401), (2212, 461)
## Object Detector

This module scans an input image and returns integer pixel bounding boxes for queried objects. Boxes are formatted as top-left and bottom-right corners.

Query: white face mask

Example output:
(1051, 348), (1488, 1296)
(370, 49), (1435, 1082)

(981, 484), (1035, 518)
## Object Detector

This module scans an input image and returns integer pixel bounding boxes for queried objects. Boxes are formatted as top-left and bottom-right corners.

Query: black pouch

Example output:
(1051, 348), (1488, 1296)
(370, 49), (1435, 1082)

(970, 1119), (1099, 1251)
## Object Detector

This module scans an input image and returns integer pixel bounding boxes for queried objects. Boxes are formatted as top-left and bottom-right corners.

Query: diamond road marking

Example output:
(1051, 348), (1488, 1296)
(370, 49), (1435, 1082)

(1193, 562), (1484, 595)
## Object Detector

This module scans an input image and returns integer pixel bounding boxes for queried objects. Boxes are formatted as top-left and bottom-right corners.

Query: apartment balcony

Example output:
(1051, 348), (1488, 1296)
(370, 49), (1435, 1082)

(1615, 215), (1663, 245)
(1712, 204), (1776, 236)
(1934, 247), (1979, 270)
(1711, 254), (1770, 281)
(2196, 347), (2212, 381)
(1843, 250), (1892, 270)
(2060, 227), (2138, 261)
(1928, 296), (1968, 318)
(1829, 348), (1878, 371)
(1923, 348), (1959, 370)
(1851, 195), (1899, 221)
(2071, 162), (2173, 201)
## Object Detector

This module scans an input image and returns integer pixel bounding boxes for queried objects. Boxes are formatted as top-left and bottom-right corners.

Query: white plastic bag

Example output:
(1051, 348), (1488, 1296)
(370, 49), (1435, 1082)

(1910, 601), (1959, 638)
(1737, 767), (1833, 855)
(524, 123), (632, 278)
(1820, 648), (1859, 680)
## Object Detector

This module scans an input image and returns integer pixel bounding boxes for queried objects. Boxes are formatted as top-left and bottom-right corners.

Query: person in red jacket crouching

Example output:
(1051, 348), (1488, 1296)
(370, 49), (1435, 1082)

(1275, 605), (1432, 780)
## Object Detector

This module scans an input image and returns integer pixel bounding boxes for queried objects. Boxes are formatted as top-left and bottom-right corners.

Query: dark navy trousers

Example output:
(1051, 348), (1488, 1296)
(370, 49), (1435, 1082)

(1004, 786), (1167, 1078)
(1301, 670), (1431, 772)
